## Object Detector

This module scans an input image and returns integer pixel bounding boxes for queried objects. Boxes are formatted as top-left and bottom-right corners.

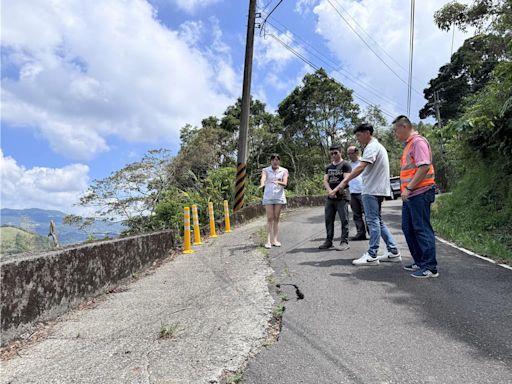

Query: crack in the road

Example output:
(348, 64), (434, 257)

(276, 283), (304, 300)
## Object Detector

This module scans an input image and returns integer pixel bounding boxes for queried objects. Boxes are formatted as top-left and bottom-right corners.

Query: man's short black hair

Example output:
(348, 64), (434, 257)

(353, 123), (374, 135)
(329, 144), (340, 151)
(392, 115), (412, 127)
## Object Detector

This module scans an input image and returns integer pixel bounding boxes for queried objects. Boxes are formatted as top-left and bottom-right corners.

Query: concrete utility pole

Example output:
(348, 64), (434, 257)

(433, 90), (446, 160)
(433, 91), (442, 130)
(234, 0), (257, 212)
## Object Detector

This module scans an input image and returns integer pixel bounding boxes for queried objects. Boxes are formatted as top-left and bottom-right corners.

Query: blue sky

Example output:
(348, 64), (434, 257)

(1, 0), (471, 214)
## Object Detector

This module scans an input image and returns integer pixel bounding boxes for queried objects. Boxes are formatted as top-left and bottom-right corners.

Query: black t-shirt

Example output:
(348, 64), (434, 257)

(325, 161), (352, 200)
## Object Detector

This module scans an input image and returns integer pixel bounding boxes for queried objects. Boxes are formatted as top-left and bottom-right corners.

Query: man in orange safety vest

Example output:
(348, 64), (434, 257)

(393, 115), (438, 278)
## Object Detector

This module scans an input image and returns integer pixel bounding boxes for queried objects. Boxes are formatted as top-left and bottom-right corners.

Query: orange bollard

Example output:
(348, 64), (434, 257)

(183, 207), (194, 254)
(191, 204), (202, 245)
(223, 200), (232, 233)
(208, 202), (217, 238)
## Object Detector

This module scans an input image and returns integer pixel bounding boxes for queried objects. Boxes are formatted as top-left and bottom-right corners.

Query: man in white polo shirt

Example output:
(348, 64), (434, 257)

(335, 123), (401, 265)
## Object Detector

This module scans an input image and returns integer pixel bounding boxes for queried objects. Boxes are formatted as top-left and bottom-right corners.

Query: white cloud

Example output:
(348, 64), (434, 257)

(178, 20), (204, 46)
(174, 0), (221, 14)
(0, 149), (90, 214)
(254, 27), (308, 98)
(295, 0), (317, 15)
(256, 29), (302, 70)
(310, 0), (473, 120)
(1, 0), (239, 160)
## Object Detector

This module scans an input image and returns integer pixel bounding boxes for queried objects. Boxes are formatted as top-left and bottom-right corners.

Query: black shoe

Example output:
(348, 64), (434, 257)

(319, 241), (333, 249)
(350, 235), (367, 241)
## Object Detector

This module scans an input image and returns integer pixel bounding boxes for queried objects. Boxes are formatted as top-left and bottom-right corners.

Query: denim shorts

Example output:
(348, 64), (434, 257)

(262, 198), (287, 206)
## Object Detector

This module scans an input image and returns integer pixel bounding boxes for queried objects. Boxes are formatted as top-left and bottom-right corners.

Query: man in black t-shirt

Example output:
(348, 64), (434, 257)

(319, 145), (352, 250)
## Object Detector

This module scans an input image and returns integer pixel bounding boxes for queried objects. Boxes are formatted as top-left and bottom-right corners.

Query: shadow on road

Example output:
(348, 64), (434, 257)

(299, 258), (354, 267)
(331, 258), (512, 366)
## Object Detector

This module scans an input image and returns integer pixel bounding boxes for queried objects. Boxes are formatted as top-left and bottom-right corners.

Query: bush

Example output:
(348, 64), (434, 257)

(432, 158), (512, 263)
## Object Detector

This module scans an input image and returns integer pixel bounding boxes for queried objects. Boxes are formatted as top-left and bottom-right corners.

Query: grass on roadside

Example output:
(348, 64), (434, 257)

(431, 165), (512, 264)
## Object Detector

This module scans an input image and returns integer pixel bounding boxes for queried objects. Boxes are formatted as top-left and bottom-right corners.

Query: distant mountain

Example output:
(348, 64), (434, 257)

(0, 208), (125, 245)
(0, 226), (51, 256)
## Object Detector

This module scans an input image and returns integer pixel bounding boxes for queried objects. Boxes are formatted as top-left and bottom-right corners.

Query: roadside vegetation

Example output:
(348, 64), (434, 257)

(52, 0), (509, 262)
(0, 226), (50, 256)
(427, 0), (512, 262)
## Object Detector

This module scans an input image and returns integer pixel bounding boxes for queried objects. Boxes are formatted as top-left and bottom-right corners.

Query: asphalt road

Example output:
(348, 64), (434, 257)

(243, 200), (512, 384)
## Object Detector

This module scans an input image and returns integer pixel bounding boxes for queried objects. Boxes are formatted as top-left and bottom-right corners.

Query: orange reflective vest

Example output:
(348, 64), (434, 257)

(400, 134), (435, 192)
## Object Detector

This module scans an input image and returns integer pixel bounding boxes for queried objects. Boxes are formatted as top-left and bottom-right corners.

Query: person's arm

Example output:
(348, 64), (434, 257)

(323, 174), (332, 194)
(259, 169), (266, 189)
(273, 170), (288, 187)
(334, 161), (369, 192)
(401, 165), (429, 200)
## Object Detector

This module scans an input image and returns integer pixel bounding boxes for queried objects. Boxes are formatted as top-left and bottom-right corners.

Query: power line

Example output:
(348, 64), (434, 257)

(331, 0), (424, 88)
(260, 0), (284, 36)
(265, 19), (405, 111)
(266, 33), (396, 119)
(327, 0), (423, 97)
(407, 0), (416, 116)
(259, 0), (276, 13)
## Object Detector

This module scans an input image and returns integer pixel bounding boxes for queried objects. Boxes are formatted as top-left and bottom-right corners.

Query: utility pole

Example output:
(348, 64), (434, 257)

(433, 90), (446, 160)
(433, 91), (442, 130)
(234, 0), (257, 212)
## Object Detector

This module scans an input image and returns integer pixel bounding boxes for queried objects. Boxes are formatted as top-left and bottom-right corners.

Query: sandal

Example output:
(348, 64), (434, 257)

(264, 243), (272, 249)
(272, 241), (281, 247)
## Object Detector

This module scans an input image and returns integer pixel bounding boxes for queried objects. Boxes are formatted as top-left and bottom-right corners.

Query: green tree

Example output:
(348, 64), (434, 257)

(78, 149), (172, 234)
(63, 215), (96, 240)
(278, 68), (361, 159)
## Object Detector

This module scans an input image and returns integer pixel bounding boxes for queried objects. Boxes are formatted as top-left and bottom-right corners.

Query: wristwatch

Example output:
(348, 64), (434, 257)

(406, 186), (413, 192)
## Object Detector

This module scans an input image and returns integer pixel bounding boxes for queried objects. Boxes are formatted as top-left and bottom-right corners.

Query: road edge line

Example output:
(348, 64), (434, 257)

(436, 236), (512, 271)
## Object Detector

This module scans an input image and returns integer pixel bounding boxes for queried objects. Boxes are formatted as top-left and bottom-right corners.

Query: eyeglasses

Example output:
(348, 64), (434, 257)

(330, 151), (339, 155)
(270, 156), (280, 160)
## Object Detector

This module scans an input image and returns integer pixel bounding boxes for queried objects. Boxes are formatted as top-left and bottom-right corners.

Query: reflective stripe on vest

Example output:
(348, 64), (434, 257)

(400, 134), (435, 192)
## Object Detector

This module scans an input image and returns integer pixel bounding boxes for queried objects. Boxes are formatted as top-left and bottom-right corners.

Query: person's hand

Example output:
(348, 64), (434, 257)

(328, 189), (337, 198)
(401, 188), (410, 201)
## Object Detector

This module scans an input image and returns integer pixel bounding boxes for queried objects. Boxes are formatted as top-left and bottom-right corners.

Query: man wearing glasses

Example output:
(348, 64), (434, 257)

(319, 145), (352, 251)
(335, 123), (401, 265)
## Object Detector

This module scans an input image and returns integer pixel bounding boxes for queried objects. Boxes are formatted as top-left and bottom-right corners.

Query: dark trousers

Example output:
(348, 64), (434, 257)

(402, 187), (437, 271)
(350, 193), (366, 237)
(325, 198), (349, 244)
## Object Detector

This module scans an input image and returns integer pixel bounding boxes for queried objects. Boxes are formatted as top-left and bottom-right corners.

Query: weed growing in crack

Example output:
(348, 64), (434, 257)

(159, 322), (181, 339)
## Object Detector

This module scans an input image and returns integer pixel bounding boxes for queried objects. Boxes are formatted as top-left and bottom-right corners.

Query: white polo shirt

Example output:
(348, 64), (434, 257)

(361, 137), (391, 197)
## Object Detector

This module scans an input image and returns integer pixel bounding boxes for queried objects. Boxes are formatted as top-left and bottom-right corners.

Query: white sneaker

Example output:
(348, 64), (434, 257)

(352, 252), (380, 266)
(377, 250), (402, 263)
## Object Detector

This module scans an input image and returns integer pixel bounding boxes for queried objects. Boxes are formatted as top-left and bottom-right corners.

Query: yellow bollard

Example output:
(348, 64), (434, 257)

(208, 202), (217, 238)
(183, 207), (194, 254)
(191, 204), (202, 245)
(223, 200), (232, 233)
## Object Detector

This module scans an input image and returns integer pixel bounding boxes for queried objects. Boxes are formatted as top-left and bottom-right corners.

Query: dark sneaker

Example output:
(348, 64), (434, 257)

(350, 235), (367, 241)
(403, 263), (420, 271)
(319, 241), (333, 249)
(411, 269), (439, 278)
(335, 242), (350, 251)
